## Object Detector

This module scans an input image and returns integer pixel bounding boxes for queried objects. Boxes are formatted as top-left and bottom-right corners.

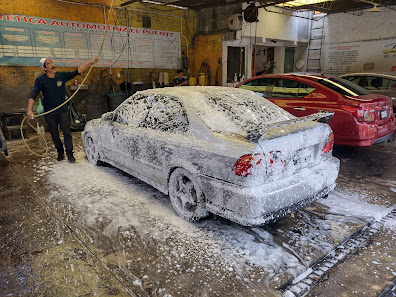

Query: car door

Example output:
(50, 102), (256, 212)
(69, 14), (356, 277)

(136, 95), (189, 187)
(106, 94), (150, 174)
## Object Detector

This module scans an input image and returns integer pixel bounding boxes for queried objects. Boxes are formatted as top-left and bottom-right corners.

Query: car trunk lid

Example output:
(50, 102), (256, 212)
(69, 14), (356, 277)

(239, 112), (334, 182)
(343, 94), (394, 124)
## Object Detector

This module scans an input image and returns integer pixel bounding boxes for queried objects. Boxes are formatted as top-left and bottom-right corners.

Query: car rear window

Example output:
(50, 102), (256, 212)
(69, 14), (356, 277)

(318, 77), (371, 96)
(193, 89), (294, 135)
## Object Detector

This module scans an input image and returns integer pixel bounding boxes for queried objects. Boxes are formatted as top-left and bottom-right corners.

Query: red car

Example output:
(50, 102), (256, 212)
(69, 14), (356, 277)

(236, 74), (395, 146)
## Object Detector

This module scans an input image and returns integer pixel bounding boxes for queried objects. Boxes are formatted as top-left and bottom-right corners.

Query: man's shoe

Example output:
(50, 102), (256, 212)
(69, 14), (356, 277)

(67, 154), (76, 163)
(57, 154), (64, 161)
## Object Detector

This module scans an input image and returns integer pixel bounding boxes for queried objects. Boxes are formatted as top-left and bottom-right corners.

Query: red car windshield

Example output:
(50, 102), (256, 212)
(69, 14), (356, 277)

(317, 77), (371, 96)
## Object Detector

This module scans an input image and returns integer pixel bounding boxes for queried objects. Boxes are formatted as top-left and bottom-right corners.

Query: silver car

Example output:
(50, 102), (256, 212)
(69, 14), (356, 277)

(340, 72), (396, 113)
(83, 87), (339, 226)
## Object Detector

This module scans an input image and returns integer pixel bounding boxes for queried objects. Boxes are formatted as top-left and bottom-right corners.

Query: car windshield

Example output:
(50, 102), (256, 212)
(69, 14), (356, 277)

(189, 88), (294, 135)
(317, 77), (371, 96)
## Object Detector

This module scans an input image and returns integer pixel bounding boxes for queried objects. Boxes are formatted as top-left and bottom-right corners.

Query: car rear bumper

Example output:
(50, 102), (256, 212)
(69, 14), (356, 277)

(335, 118), (395, 147)
(200, 156), (340, 226)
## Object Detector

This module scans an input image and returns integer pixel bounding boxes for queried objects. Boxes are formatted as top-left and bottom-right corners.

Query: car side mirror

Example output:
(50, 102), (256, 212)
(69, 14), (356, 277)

(101, 112), (114, 123)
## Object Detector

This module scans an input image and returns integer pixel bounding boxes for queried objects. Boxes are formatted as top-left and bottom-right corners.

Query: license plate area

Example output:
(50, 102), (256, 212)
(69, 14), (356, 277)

(292, 146), (314, 168)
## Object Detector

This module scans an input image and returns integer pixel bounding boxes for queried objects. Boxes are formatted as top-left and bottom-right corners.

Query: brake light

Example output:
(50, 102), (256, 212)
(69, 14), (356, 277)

(341, 105), (374, 122)
(232, 154), (263, 177)
(232, 151), (285, 177)
(322, 132), (334, 154)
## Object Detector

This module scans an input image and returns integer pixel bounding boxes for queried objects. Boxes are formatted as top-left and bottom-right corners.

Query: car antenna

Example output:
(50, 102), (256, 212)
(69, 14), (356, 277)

(322, 67), (332, 75)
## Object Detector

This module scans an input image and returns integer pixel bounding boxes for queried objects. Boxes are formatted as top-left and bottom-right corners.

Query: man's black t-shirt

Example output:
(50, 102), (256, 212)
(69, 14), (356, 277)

(174, 77), (186, 86)
(30, 69), (79, 114)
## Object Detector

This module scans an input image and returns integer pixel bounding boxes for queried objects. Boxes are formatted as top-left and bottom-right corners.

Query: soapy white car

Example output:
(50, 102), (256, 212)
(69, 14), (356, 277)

(83, 87), (339, 226)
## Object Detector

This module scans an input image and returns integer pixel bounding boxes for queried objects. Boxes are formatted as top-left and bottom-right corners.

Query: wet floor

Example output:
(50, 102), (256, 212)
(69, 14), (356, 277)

(0, 132), (395, 297)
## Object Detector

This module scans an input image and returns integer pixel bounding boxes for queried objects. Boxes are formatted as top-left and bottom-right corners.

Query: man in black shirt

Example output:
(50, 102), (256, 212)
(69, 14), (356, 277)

(173, 69), (188, 86)
(27, 55), (98, 163)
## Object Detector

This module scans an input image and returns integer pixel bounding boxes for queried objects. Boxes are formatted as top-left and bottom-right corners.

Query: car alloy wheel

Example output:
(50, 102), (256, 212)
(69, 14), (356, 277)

(84, 134), (100, 165)
(168, 168), (208, 222)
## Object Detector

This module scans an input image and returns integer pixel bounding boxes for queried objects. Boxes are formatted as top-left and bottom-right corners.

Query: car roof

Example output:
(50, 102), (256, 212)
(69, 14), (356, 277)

(340, 72), (396, 79)
(235, 73), (334, 87)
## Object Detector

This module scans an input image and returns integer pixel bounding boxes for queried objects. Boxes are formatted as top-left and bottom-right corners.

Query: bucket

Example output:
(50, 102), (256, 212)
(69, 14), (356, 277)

(107, 93), (127, 111)
(86, 94), (108, 120)
(189, 77), (197, 86)
(198, 73), (207, 86)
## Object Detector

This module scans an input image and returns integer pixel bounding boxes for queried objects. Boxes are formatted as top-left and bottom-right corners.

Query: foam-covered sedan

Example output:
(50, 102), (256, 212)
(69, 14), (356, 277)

(83, 87), (339, 226)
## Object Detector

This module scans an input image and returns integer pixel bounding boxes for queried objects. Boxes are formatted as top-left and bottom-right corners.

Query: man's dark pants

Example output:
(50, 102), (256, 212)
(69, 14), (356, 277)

(45, 111), (73, 156)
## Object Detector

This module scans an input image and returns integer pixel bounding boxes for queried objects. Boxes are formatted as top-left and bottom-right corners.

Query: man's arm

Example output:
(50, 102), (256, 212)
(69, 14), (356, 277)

(27, 98), (35, 119)
(78, 56), (99, 74)
(174, 79), (188, 87)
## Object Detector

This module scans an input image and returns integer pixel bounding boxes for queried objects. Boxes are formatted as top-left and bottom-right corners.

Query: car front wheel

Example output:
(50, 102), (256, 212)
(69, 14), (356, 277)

(168, 168), (208, 222)
(84, 133), (100, 165)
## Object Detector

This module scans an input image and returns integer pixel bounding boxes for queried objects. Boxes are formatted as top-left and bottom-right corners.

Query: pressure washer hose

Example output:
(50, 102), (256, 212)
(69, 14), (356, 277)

(21, 0), (114, 157)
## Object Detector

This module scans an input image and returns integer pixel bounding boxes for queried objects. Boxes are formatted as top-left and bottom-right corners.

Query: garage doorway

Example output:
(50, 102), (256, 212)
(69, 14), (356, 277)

(284, 47), (295, 73)
(227, 46), (245, 82)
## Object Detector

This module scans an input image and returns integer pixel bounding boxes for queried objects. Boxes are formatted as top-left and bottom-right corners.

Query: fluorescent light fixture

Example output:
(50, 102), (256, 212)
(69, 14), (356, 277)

(278, 0), (332, 7)
(141, 0), (187, 9)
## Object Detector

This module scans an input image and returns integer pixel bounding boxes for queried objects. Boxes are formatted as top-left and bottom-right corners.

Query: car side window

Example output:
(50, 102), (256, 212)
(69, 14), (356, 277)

(297, 83), (316, 98)
(366, 76), (385, 90)
(140, 96), (188, 133)
(269, 78), (315, 98)
(344, 76), (361, 85)
(389, 79), (396, 90)
(113, 95), (150, 127)
(239, 78), (271, 94)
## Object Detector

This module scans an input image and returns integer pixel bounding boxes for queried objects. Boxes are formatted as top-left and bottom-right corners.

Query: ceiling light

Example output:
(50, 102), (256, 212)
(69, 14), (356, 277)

(277, 0), (332, 7)
(369, 4), (380, 12)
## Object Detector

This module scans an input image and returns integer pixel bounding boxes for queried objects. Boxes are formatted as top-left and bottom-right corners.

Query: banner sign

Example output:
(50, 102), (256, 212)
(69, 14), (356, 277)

(324, 37), (396, 76)
(0, 14), (181, 69)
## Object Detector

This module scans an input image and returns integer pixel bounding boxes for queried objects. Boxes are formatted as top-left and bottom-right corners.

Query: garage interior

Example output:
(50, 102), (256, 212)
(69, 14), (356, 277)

(1, 0), (396, 297)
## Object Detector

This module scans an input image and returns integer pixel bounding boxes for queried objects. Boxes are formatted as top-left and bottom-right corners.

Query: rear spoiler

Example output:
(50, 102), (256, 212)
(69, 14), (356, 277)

(246, 111), (334, 142)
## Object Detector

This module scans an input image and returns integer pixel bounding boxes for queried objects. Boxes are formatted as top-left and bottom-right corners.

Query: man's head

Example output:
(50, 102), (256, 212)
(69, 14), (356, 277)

(177, 69), (184, 78)
(40, 56), (55, 72)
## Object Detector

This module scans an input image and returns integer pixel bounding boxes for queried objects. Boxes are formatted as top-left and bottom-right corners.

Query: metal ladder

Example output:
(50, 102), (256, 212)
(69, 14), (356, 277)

(306, 13), (326, 73)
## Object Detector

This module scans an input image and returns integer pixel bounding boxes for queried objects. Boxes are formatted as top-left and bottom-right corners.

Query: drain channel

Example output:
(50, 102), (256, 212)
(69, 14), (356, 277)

(278, 207), (396, 297)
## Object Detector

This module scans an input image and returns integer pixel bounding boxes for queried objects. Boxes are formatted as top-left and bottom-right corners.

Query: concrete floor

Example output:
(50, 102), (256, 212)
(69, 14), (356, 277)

(0, 132), (395, 297)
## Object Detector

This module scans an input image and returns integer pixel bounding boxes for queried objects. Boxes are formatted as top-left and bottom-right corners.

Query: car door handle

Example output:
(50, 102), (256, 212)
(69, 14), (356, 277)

(294, 107), (306, 111)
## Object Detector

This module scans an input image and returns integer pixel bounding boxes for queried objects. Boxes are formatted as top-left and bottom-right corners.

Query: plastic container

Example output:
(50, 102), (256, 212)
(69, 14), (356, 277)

(106, 93), (127, 112)
(189, 77), (197, 86)
(86, 94), (108, 119)
(198, 73), (207, 86)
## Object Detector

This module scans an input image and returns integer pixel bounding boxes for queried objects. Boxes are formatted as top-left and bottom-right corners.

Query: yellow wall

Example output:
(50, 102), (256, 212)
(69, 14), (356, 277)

(189, 34), (223, 86)
(0, 0), (197, 112)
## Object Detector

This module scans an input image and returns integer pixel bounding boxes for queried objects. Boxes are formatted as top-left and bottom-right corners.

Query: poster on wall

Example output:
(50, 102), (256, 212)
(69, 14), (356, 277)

(324, 37), (396, 76)
(0, 14), (181, 69)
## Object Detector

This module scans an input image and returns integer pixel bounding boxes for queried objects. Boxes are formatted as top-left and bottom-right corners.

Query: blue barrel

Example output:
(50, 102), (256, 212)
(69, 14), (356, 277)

(107, 93), (127, 111)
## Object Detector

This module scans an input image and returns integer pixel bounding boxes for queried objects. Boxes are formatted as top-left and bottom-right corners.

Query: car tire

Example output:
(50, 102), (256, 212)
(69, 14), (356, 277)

(84, 133), (100, 165)
(168, 168), (208, 222)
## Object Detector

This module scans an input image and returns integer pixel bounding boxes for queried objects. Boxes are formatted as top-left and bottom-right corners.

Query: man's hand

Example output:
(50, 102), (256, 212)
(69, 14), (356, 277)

(78, 56), (99, 74)
(27, 110), (34, 119)
(90, 56), (99, 65)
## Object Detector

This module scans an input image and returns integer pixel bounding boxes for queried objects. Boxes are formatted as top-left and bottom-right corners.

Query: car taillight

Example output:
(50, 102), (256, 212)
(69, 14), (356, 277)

(341, 105), (374, 122)
(232, 152), (285, 177)
(322, 132), (334, 154)
(232, 154), (263, 177)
